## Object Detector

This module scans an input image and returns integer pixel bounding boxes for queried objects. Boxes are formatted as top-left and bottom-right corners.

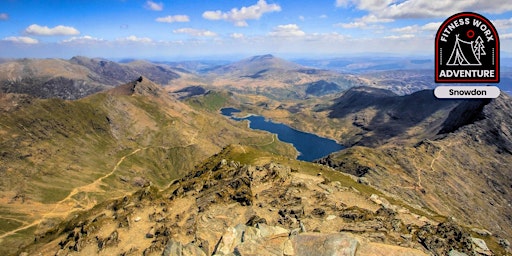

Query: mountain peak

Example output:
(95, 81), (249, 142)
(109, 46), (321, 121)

(209, 54), (303, 78)
(249, 54), (275, 62)
(107, 76), (163, 97)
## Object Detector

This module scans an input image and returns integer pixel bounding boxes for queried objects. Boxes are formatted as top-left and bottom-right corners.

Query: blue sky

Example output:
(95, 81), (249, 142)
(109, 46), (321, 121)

(1, 0), (511, 59)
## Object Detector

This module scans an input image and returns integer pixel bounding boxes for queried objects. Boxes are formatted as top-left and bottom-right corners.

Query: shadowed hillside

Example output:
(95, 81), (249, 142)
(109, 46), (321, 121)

(327, 87), (460, 146)
(318, 92), (512, 245)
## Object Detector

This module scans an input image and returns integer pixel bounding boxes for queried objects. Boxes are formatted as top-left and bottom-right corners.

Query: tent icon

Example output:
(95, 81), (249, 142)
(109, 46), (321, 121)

(446, 34), (482, 66)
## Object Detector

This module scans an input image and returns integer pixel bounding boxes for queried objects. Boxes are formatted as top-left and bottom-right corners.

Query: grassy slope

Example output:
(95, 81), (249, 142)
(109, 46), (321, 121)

(0, 87), (296, 254)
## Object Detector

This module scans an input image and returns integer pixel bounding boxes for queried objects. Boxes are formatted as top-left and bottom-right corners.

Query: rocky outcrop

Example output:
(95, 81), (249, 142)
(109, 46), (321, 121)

(210, 223), (431, 256)
(21, 151), (504, 256)
(107, 76), (164, 97)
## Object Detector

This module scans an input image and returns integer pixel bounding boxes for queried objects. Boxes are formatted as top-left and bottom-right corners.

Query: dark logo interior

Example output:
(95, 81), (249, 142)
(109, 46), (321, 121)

(435, 12), (499, 83)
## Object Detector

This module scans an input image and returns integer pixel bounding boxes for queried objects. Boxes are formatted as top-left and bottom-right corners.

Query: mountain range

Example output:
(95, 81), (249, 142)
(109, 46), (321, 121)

(1, 55), (512, 100)
(0, 55), (510, 255)
(0, 57), (185, 100)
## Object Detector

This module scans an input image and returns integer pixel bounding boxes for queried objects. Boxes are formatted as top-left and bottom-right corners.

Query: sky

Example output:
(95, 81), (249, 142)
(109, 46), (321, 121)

(1, 0), (512, 60)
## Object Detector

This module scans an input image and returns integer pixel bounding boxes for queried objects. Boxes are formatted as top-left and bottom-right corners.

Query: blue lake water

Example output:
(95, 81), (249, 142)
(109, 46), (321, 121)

(221, 107), (345, 161)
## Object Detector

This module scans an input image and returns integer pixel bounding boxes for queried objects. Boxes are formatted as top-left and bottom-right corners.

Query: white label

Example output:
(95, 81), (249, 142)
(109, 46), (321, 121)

(434, 86), (500, 98)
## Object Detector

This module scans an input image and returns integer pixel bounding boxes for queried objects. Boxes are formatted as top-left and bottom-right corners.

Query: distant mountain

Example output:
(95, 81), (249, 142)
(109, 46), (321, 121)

(69, 56), (183, 87)
(361, 69), (512, 96)
(205, 54), (366, 99)
(293, 57), (433, 73)
(0, 56), (185, 99)
(69, 56), (141, 85)
(155, 60), (232, 74)
(208, 54), (302, 76)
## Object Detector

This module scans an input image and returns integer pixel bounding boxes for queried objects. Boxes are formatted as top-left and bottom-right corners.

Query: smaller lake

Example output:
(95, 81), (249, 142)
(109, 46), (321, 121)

(221, 107), (345, 161)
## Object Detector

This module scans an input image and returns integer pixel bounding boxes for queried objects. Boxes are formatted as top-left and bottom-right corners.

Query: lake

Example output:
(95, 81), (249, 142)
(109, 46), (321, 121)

(221, 107), (345, 161)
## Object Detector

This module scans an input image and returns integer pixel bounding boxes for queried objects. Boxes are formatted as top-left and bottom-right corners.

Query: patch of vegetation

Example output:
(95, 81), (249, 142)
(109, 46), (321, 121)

(0, 218), (24, 234)
(185, 91), (231, 111)
(131, 96), (174, 125)
(0, 225), (37, 256)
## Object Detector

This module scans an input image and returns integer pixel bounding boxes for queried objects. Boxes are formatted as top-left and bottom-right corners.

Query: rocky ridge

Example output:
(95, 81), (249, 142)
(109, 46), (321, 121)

(19, 146), (502, 255)
(317, 92), (512, 251)
(0, 57), (184, 99)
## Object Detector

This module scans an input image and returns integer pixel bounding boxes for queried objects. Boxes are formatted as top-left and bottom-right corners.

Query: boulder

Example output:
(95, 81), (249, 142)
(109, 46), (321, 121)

(471, 228), (492, 237)
(448, 250), (469, 256)
(471, 237), (492, 255)
(256, 223), (289, 238)
(162, 239), (206, 256)
(357, 242), (429, 256)
(499, 238), (510, 249)
(214, 226), (239, 255)
(293, 233), (359, 256)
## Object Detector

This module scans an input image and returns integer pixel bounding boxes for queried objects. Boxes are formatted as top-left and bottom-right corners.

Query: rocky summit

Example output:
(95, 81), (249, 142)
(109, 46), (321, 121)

(16, 145), (501, 255)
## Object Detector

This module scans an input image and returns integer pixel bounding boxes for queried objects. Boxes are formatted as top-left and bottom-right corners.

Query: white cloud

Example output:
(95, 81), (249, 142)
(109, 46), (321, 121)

(0, 13), (8, 20)
(492, 18), (512, 32)
(2, 36), (39, 44)
(390, 23), (441, 36)
(336, 0), (393, 12)
(384, 34), (415, 39)
(117, 35), (153, 43)
(305, 32), (348, 42)
(392, 25), (419, 33)
(421, 22), (441, 31)
(202, 0), (281, 27)
(25, 24), (80, 36)
(173, 28), (217, 37)
(334, 14), (392, 29)
(335, 21), (366, 29)
(501, 33), (512, 39)
(61, 35), (104, 43)
(299, 16), (305, 21)
(230, 33), (244, 39)
(359, 14), (393, 23)
(337, 0), (512, 20)
(145, 0), (163, 11)
(269, 24), (306, 37)
(319, 14), (328, 19)
(156, 15), (190, 23)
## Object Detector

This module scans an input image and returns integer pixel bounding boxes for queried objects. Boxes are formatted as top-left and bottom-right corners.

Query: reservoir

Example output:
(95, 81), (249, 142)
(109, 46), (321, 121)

(221, 108), (345, 161)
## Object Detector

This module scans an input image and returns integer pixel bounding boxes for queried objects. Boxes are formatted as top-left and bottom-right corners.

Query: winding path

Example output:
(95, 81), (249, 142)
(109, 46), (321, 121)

(0, 146), (157, 240)
(401, 141), (453, 191)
